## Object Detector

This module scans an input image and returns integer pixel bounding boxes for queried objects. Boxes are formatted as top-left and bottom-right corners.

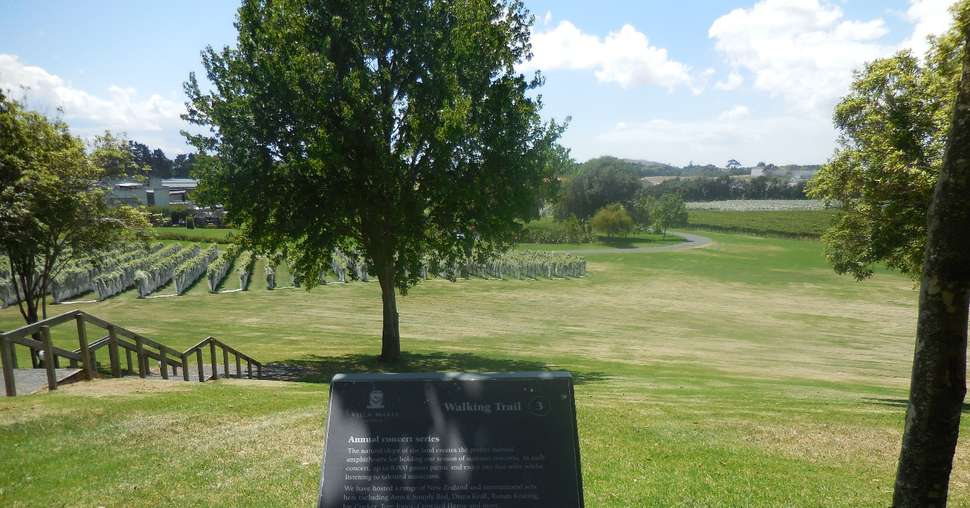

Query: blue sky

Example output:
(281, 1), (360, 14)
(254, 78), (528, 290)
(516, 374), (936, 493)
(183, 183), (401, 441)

(0, 0), (959, 166)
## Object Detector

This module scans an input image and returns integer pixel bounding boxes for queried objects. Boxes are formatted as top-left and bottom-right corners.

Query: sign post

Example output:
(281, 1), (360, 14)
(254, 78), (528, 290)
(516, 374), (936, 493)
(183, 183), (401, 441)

(318, 371), (584, 508)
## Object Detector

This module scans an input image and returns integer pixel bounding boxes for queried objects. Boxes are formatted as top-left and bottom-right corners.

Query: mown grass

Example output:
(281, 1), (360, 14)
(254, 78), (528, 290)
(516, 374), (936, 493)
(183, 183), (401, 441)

(0, 231), (958, 507)
(152, 226), (236, 243)
(688, 210), (840, 238)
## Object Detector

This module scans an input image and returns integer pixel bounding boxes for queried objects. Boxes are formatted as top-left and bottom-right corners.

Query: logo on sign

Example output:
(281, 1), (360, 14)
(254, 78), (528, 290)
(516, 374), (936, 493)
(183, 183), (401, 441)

(366, 389), (384, 409)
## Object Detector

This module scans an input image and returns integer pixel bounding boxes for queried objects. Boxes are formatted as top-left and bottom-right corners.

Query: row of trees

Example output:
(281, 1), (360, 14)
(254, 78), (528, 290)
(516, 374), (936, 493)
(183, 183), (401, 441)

(90, 131), (197, 182)
(553, 164), (807, 220)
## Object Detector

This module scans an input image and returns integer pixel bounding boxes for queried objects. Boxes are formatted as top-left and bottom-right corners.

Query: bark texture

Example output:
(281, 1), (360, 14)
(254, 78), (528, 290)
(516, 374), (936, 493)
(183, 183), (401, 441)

(379, 268), (401, 363)
(892, 27), (970, 508)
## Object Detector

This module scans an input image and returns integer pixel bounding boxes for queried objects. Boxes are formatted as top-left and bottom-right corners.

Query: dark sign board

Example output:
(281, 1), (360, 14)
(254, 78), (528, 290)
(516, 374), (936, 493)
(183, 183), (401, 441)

(317, 371), (583, 508)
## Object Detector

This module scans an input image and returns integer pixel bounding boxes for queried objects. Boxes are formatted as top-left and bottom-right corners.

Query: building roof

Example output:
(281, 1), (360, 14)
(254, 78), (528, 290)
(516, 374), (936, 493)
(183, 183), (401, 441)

(160, 178), (198, 189)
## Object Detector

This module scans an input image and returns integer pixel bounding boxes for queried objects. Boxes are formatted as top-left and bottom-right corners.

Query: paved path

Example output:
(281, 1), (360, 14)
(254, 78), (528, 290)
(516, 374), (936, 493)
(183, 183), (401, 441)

(556, 231), (713, 255)
(1, 368), (82, 396)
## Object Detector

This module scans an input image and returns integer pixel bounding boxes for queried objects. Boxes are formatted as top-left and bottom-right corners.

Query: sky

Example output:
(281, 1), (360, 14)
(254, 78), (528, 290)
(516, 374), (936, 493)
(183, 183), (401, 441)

(0, 0), (960, 167)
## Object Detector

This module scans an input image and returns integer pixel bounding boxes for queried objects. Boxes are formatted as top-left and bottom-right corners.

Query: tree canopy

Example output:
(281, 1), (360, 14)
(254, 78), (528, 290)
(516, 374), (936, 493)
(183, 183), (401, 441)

(184, 0), (562, 361)
(809, 12), (966, 279)
(0, 92), (146, 329)
(556, 161), (641, 219)
(590, 203), (634, 239)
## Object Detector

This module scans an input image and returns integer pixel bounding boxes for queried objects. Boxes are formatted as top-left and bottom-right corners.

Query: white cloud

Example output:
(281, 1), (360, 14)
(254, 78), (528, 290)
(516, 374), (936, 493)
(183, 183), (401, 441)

(593, 110), (834, 167)
(0, 53), (187, 153)
(523, 21), (700, 91)
(901, 0), (958, 57)
(715, 71), (744, 91)
(709, 0), (892, 114)
(717, 105), (750, 121)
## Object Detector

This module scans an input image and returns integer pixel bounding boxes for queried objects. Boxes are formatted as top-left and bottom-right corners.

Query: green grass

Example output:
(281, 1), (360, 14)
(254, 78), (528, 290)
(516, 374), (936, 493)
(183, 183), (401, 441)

(688, 209), (839, 238)
(516, 231), (683, 251)
(0, 231), (958, 507)
(152, 226), (236, 243)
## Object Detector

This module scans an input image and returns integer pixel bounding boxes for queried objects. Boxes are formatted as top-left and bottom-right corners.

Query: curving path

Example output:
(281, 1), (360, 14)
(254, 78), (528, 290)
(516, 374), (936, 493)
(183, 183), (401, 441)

(553, 231), (713, 255)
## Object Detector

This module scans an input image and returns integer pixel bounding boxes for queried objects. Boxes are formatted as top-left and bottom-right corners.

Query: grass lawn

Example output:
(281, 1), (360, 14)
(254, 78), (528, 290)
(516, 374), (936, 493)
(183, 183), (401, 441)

(688, 209), (839, 238)
(516, 231), (683, 251)
(152, 226), (237, 243)
(0, 231), (961, 507)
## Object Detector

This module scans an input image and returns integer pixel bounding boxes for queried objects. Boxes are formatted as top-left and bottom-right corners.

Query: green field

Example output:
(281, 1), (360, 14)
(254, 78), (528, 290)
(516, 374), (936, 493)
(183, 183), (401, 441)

(152, 226), (236, 243)
(688, 209), (839, 238)
(0, 231), (960, 507)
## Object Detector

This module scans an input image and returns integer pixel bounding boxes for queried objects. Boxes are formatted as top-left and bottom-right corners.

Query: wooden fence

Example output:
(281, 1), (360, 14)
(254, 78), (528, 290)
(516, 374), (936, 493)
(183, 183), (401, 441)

(1, 309), (261, 396)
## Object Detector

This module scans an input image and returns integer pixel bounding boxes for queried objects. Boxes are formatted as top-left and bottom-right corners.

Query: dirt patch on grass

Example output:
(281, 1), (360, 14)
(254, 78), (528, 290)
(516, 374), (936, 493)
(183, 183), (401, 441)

(60, 378), (194, 397)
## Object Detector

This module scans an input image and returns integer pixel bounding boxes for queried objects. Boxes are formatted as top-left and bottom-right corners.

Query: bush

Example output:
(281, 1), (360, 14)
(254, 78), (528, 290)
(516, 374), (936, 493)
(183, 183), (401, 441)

(518, 217), (593, 244)
(590, 204), (634, 238)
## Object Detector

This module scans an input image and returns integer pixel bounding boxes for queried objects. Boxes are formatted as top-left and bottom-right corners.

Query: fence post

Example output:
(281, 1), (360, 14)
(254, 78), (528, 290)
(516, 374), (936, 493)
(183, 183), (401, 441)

(135, 336), (147, 378)
(1, 336), (16, 396)
(209, 340), (218, 380)
(196, 349), (204, 382)
(256, 363), (262, 379)
(247, 359), (253, 379)
(75, 315), (93, 380)
(235, 353), (241, 378)
(222, 348), (229, 378)
(159, 348), (168, 380)
(107, 325), (121, 378)
(40, 326), (57, 391)
(181, 354), (190, 382)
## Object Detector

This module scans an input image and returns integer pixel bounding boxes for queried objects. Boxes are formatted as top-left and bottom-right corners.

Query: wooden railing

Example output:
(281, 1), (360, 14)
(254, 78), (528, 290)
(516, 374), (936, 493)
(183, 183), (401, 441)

(0, 310), (261, 396)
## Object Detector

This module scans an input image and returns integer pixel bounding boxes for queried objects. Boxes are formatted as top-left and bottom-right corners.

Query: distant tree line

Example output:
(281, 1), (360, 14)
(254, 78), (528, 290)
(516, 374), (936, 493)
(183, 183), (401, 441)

(128, 140), (197, 180)
(92, 131), (198, 181)
(640, 175), (808, 201)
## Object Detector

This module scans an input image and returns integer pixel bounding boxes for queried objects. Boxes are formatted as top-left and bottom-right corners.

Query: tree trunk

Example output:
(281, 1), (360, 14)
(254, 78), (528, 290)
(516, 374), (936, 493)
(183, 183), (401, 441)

(378, 266), (401, 363)
(892, 26), (970, 508)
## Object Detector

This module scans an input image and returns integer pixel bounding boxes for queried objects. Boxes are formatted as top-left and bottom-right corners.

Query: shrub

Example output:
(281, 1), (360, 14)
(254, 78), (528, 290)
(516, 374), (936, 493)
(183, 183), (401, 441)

(590, 204), (634, 238)
(518, 217), (593, 244)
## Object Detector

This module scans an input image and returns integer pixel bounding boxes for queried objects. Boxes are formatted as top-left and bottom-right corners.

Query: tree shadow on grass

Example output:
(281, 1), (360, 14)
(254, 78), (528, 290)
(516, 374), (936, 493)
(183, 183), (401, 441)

(262, 352), (608, 385)
(862, 397), (970, 412)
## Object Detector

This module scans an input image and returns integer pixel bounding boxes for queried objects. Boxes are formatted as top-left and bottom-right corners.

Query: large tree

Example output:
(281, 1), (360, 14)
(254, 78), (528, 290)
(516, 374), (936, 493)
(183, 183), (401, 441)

(555, 161), (641, 219)
(184, 0), (561, 361)
(0, 92), (146, 336)
(892, 6), (970, 506)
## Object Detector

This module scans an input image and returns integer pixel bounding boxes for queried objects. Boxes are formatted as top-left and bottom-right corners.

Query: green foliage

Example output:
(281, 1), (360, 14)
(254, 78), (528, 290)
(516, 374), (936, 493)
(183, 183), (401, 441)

(518, 217), (592, 244)
(90, 131), (149, 181)
(808, 4), (968, 279)
(174, 245), (219, 295)
(183, 0), (564, 356)
(590, 204), (634, 238)
(688, 210), (839, 238)
(206, 249), (238, 292)
(641, 175), (809, 201)
(651, 194), (688, 237)
(236, 252), (256, 291)
(556, 163), (641, 219)
(0, 92), (148, 322)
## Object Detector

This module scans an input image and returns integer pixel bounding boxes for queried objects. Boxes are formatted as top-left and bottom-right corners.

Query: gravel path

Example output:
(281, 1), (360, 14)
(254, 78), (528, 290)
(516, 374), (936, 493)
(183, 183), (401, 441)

(553, 231), (713, 255)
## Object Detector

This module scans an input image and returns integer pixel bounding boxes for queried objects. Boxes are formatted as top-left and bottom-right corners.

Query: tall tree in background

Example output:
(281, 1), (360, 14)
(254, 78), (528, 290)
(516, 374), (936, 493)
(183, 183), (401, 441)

(90, 131), (149, 181)
(0, 92), (146, 337)
(556, 162), (640, 219)
(893, 6), (970, 505)
(184, 0), (562, 361)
